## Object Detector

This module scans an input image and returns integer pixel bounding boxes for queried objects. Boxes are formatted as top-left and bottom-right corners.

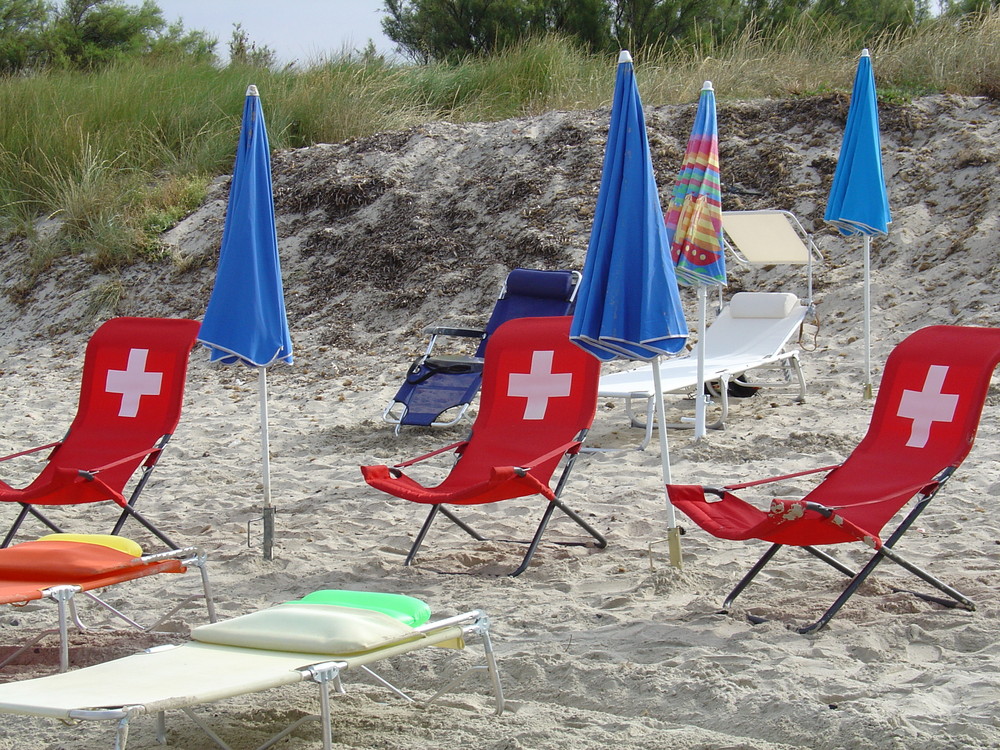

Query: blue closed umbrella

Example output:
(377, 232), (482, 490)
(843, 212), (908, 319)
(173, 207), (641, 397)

(571, 50), (688, 566)
(198, 85), (292, 560)
(824, 49), (891, 398)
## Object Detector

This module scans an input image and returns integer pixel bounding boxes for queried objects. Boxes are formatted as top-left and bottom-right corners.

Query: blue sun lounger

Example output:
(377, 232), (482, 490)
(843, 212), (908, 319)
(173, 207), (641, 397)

(383, 268), (580, 432)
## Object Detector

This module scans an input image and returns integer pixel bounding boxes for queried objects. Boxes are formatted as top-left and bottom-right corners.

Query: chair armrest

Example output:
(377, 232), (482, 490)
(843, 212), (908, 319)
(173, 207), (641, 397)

(424, 326), (486, 339)
(0, 442), (61, 463)
(724, 464), (840, 492)
(516, 440), (583, 473)
(79, 445), (165, 478)
(393, 440), (469, 471)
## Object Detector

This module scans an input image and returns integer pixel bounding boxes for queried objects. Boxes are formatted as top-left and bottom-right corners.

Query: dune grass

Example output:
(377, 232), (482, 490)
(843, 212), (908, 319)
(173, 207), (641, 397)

(1, 11), (999, 278)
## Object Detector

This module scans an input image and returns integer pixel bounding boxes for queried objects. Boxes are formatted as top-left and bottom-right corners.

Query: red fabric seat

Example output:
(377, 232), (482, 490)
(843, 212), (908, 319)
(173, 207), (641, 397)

(0, 317), (199, 545)
(362, 316), (606, 576)
(667, 325), (1000, 632)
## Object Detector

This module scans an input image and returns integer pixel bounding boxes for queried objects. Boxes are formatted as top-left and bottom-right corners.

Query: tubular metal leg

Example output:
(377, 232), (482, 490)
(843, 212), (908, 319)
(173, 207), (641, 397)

(405, 505), (440, 566)
(114, 716), (131, 750)
(439, 506), (486, 541)
(802, 545), (858, 577)
(723, 543), (782, 612)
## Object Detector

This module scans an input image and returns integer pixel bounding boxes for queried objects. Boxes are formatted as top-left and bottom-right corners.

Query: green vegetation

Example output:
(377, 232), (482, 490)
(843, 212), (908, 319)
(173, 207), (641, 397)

(382, 0), (931, 63)
(3, 7), (1000, 277)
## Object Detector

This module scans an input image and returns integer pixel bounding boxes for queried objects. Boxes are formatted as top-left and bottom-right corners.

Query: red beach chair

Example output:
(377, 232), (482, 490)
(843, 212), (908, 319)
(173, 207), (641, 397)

(667, 325), (1000, 632)
(363, 316), (605, 576)
(0, 318), (216, 670)
(0, 317), (199, 547)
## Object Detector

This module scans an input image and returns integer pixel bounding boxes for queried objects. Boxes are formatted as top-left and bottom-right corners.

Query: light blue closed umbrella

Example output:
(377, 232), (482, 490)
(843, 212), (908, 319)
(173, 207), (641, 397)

(571, 50), (688, 566)
(824, 49), (891, 398)
(198, 85), (292, 560)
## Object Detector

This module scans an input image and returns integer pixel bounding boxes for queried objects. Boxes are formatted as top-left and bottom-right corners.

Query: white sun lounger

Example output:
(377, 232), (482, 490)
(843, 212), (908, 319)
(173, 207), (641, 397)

(598, 292), (809, 448)
(0, 600), (504, 750)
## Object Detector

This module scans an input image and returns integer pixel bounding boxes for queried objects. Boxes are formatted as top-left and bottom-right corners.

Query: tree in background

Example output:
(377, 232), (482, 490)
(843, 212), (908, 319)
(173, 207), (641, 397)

(228, 22), (276, 67)
(0, 0), (46, 72)
(522, 0), (612, 51)
(382, 0), (530, 62)
(0, 0), (215, 71)
(941, 0), (999, 15)
(382, 0), (946, 61)
(46, 0), (169, 67)
(383, 0), (614, 61)
(809, 0), (921, 34)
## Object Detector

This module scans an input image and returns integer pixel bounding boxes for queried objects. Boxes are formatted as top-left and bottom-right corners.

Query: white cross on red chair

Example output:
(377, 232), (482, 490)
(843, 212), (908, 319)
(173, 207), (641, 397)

(507, 350), (573, 420)
(105, 349), (163, 418)
(896, 364), (959, 448)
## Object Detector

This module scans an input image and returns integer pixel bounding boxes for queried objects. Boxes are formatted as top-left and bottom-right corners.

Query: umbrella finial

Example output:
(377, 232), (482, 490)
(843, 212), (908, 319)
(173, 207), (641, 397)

(861, 48), (870, 58)
(246, 84), (260, 97)
(618, 50), (632, 64)
(702, 81), (714, 91)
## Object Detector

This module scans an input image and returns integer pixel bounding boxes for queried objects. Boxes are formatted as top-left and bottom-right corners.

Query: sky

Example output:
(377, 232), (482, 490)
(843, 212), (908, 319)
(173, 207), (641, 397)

(154, 0), (396, 64)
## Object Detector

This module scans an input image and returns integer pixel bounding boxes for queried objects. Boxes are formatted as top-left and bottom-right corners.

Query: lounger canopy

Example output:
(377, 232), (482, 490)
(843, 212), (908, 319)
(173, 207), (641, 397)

(0, 591), (503, 750)
(667, 325), (1000, 633)
(722, 209), (822, 300)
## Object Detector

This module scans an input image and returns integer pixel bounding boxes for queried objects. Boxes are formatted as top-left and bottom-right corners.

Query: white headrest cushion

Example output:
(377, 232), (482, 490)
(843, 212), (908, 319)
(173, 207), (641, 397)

(191, 603), (416, 655)
(729, 292), (799, 319)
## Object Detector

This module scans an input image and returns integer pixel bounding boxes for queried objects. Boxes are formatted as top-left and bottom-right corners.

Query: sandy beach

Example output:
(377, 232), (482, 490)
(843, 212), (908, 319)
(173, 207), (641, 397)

(0, 93), (999, 749)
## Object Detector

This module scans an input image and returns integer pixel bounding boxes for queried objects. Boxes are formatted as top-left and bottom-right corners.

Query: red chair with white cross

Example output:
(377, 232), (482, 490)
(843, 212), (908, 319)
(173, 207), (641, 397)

(667, 325), (1000, 632)
(362, 316), (605, 576)
(0, 317), (216, 672)
(0, 317), (201, 549)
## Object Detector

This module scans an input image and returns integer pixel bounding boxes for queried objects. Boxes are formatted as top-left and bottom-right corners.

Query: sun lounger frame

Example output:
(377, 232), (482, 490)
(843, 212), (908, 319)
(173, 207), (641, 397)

(0, 609), (503, 750)
(0, 545), (215, 673)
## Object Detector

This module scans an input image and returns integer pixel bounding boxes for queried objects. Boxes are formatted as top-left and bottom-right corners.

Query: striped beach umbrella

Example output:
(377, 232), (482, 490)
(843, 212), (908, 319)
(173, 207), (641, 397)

(665, 81), (726, 438)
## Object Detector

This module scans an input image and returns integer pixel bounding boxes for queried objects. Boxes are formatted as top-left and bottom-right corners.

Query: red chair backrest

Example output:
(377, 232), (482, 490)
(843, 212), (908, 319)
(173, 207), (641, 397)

(439, 316), (600, 492)
(25, 317), (200, 503)
(802, 325), (1000, 535)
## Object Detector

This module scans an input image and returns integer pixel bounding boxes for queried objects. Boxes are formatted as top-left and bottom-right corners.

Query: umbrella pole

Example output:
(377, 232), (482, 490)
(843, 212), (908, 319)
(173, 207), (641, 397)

(651, 359), (683, 568)
(863, 235), (873, 400)
(694, 285), (708, 440)
(259, 366), (275, 560)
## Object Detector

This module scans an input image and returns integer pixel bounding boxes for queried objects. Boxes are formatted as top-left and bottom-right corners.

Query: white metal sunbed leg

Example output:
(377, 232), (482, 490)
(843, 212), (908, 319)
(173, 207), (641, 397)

(114, 715), (130, 750)
(360, 664), (417, 701)
(479, 617), (505, 715)
(424, 612), (505, 716)
(52, 585), (75, 672)
(300, 661), (343, 750)
(0, 624), (70, 671)
(156, 711), (166, 744)
(181, 707), (235, 750)
(790, 353), (807, 402)
(73, 548), (216, 634)
(641, 396), (654, 449)
(319, 672), (334, 750)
